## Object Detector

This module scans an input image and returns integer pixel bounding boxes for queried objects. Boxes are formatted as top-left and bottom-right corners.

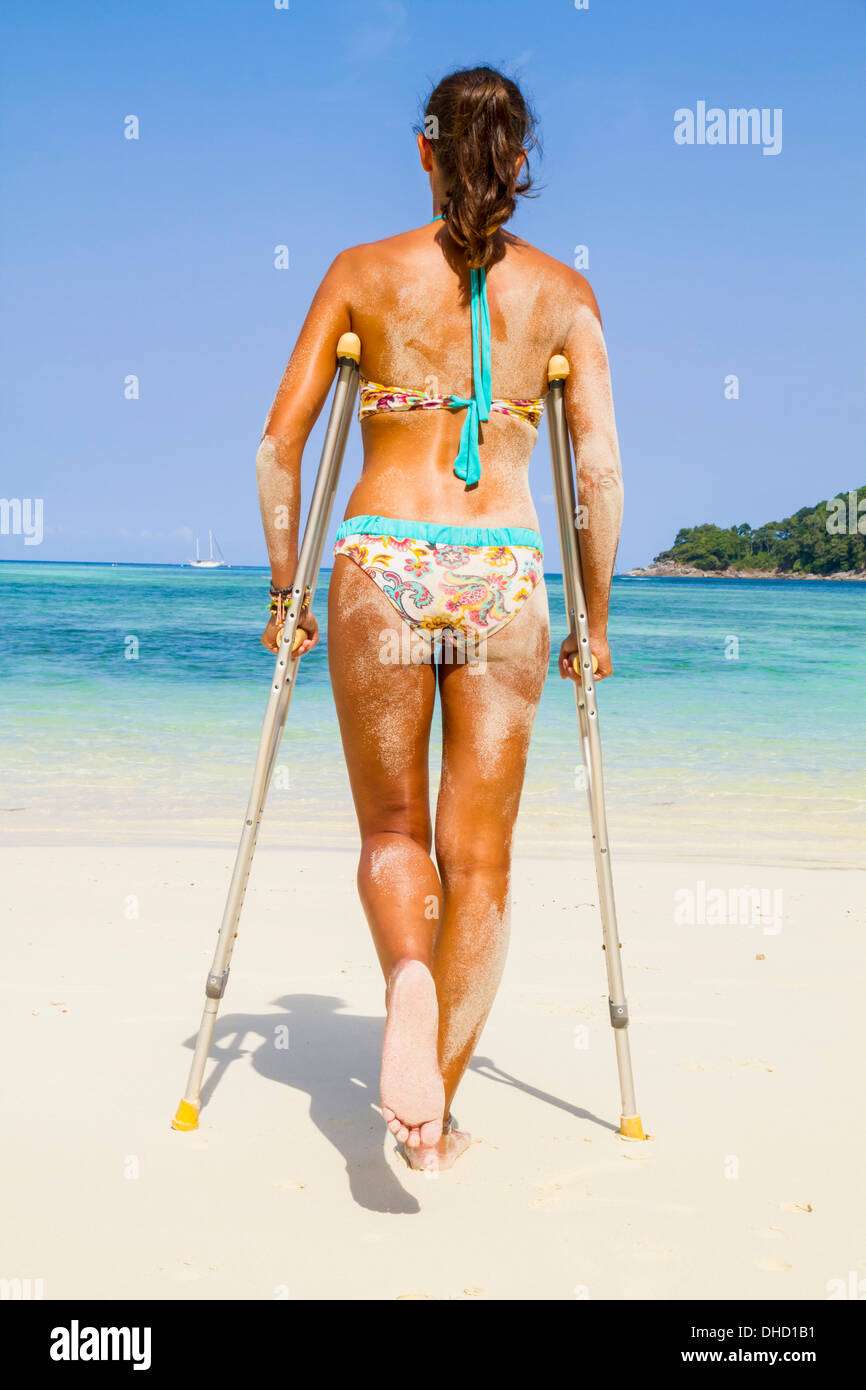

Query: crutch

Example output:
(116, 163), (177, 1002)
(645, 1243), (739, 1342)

(172, 332), (362, 1131)
(547, 354), (646, 1141)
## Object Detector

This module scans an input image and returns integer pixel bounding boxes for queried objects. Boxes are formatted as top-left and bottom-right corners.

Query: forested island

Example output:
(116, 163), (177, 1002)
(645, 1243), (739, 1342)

(629, 485), (866, 579)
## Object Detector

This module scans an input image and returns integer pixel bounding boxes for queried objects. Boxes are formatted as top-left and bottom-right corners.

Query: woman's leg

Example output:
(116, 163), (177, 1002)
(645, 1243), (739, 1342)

(433, 580), (550, 1129)
(327, 556), (444, 1149)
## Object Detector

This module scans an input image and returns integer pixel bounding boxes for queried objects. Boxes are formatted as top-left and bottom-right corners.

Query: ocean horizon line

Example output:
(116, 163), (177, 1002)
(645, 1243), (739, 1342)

(1, 557), (864, 586)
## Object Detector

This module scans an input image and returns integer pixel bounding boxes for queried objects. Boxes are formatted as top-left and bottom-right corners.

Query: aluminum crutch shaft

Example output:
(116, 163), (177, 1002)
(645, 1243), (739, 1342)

(172, 333), (361, 1131)
(546, 353), (645, 1140)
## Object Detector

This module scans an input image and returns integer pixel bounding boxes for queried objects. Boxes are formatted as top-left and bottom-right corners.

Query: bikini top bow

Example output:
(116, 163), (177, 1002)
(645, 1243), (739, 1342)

(444, 265), (492, 488)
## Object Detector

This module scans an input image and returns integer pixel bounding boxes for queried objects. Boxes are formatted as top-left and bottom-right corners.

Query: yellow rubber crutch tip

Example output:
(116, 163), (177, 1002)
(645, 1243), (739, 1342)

(337, 332), (361, 363)
(572, 652), (599, 675)
(548, 353), (570, 382)
(620, 1114), (647, 1141)
(171, 1098), (200, 1132)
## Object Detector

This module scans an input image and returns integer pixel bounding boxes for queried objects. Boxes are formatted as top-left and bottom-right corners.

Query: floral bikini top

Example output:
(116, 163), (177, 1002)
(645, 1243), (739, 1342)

(358, 221), (546, 487)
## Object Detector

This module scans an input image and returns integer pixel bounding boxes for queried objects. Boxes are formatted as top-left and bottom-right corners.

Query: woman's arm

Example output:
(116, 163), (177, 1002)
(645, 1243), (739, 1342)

(256, 250), (354, 653)
(559, 282), (624, 681)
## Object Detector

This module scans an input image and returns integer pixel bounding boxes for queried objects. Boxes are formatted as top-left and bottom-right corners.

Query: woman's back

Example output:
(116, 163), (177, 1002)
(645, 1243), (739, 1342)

(342, 220), (594, 528)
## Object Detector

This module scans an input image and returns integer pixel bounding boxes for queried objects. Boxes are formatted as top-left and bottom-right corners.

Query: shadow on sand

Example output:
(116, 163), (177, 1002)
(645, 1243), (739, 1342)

(183, 993), (617, 1214)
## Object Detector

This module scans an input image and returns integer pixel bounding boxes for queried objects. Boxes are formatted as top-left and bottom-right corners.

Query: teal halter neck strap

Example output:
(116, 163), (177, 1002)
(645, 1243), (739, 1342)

(430, 212), (491, 487)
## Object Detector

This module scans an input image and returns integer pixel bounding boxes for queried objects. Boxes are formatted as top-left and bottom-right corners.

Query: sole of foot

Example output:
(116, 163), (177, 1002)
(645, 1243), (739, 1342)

(380, 959), (445, 1150)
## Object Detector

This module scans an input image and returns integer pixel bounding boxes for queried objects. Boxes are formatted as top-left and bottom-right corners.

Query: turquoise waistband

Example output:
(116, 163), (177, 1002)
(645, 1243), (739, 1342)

(335, 514), (544, 552)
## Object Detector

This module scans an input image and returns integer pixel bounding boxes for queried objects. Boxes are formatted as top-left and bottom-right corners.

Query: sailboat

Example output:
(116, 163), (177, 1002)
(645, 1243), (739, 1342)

(188, 530), (228, 569)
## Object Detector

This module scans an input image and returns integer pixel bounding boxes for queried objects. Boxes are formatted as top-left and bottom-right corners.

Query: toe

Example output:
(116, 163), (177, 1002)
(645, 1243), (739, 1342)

(382, 1105), (395, 1123)
(409, 1147), (439, 1174)
(406, 1127), (422, 1148)
(419, 1117), (443, 1148)
(396, 1123), (410, 1143)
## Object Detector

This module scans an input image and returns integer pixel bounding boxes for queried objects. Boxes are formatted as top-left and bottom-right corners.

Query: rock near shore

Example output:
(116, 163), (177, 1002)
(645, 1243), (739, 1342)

(625, 560), (866, 581)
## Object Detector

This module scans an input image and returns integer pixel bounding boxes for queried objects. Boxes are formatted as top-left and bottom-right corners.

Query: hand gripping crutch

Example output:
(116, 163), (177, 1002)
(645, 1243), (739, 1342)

(172, 332), (362, 1131)
(547, 354), (646, 1141)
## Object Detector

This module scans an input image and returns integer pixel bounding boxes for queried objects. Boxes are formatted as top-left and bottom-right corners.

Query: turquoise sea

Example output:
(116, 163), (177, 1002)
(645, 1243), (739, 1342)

(1, 563), (863, 865)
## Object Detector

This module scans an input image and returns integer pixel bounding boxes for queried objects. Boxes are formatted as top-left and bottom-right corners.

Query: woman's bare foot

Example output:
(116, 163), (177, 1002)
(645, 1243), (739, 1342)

(401, 1118), (472, 1173)
(380, 959), (445, 1149)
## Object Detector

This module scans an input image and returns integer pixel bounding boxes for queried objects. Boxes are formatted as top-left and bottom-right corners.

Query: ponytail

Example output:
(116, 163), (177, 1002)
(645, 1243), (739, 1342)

(421, 66), (538, 270)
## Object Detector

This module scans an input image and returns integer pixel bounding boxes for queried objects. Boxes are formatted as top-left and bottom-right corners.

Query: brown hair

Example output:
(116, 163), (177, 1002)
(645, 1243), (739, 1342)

(420, 66), (538, 270)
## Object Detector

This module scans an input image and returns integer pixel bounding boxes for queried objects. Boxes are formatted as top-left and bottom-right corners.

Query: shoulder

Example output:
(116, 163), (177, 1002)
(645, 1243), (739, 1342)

(511, 239), (601, 318)
(562, 266), (601, 322)
(329, 225), (430, 271)
(315, 228), (429, 300)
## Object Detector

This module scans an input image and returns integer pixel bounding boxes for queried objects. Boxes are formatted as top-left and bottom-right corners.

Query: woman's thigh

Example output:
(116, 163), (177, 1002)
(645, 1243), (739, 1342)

(327, 555), (437, 844)
(435, 579), (550, 862)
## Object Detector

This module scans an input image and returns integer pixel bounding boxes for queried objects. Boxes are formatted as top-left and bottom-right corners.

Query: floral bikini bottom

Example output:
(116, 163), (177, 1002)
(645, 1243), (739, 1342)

(333, 514), (544, 654)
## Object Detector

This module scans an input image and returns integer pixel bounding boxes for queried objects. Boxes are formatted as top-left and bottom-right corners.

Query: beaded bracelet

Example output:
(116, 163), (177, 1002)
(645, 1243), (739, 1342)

(268, 582), (311, 637)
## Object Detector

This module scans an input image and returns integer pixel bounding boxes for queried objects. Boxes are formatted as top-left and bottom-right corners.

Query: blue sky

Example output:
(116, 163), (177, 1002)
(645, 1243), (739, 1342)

(1, 0), (863, 570)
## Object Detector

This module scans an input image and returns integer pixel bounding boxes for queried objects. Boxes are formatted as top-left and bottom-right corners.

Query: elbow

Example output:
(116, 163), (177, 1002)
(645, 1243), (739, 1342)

(574, 432), (622, 496)
(255, 435), (279, 479)
(577, 461), (623, 499)
(256, 432), (300, 480)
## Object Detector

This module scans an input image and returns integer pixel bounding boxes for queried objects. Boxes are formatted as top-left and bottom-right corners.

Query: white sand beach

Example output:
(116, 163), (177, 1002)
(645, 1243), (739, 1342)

(2, 843), (862, 1301)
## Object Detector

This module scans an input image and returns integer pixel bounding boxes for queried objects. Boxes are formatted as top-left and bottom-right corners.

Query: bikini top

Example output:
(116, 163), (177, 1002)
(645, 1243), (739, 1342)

(358, 216), (546, 487)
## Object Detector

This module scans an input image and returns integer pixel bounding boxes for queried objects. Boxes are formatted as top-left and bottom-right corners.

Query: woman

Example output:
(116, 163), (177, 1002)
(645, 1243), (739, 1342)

(256, 67), (623, 1173)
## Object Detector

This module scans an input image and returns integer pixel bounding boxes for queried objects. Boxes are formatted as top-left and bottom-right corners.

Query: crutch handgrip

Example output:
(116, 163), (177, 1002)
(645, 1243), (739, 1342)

(271, 624), (307, 653)
(572, 652), (599, 675)
(548, 354), (570, 382)
(337, 332), (362, 363)
(291, 628), (305, 652)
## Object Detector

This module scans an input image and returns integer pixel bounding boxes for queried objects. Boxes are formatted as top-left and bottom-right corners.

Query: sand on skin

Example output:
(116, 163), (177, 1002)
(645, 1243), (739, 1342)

(1, 843), (863, 1300)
